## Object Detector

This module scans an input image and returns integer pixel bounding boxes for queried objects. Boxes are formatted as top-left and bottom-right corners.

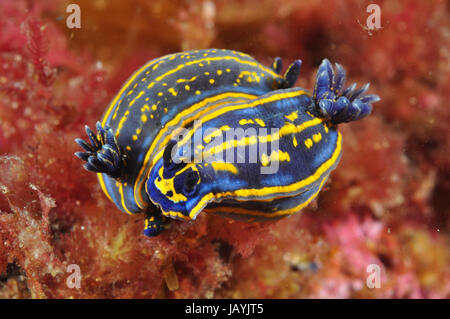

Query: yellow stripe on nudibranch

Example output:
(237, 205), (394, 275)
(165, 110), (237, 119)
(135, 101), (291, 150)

(168, 88), (178, 96)
(260, 150), (291, 167)
(239, 119), (254, 125)
(176, 76), (198, 83)
(115, 110), (130, 137)
(201, 116), (322, 159)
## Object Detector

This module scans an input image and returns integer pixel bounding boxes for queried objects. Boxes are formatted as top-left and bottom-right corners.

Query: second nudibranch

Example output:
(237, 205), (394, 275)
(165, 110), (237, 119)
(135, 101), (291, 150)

(145, 59), (380, 226)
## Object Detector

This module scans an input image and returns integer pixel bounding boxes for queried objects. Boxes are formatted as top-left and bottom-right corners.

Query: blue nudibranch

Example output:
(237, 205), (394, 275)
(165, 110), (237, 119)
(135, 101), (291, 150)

(75, 49), (379, 237)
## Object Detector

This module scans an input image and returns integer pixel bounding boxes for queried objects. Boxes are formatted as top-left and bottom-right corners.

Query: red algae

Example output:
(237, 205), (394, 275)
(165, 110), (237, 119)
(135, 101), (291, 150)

(0, 0), (449, 299)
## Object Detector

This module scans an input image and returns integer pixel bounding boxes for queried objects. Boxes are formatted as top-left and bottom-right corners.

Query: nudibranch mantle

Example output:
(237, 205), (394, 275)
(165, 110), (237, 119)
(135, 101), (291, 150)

(75, 49), (379, 237)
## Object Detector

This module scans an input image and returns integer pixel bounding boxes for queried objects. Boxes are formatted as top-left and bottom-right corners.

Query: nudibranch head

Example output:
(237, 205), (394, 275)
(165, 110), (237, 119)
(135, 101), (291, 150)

(145, 140), (206, 220)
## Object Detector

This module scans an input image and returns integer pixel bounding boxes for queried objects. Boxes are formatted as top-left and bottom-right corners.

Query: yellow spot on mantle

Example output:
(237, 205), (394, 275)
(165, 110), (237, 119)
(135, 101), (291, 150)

(169, 88), (178, 96)
(129, 91), (144, 107)
(211, 162), (238, 174)
(203, 125), (230, 143)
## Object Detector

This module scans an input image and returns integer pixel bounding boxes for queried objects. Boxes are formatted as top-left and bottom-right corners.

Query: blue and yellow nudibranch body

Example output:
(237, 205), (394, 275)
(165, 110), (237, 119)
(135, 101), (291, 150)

(95, 49), (285, 215)
(75, 49), (379, 237)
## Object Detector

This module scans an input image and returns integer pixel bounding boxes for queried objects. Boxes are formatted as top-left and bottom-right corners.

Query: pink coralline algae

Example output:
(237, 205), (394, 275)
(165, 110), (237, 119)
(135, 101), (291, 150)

(0, 0), (449, 298)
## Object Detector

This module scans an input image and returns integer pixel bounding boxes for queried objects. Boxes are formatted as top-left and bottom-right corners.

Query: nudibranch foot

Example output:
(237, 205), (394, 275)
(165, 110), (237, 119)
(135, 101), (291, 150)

(310, 59), (380, 124)
(75, 122), (125, 180)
